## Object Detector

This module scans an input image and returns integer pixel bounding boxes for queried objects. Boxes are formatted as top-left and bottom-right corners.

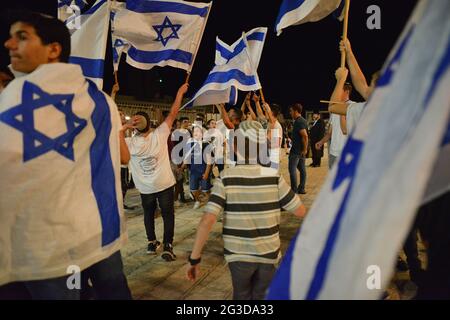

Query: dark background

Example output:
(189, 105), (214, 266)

(1, 0), (418, 115)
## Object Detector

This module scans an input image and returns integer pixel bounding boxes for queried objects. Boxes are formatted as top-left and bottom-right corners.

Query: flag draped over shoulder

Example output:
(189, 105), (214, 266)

(275, 0), (342, 36)
(268, 0), (450, 300)
(113, 0), (212, 71)
(0, 63), (127, 285)
(184, 27), (267, 108)
(58, 0), (110, 88)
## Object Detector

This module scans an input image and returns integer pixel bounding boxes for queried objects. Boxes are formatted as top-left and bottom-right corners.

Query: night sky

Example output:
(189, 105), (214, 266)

(1, 0), (417, 115)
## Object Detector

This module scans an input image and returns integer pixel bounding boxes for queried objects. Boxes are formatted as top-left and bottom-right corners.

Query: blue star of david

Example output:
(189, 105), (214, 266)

(0, 81), (87, 162)
(153, 16), (181, 47)
(113, 38), (126, 63)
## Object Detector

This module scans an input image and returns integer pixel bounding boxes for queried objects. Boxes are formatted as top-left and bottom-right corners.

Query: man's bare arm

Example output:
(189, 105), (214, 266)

(341, 39), (370, 100)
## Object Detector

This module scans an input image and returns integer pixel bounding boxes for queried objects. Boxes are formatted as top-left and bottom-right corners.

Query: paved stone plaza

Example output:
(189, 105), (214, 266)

(120, 150), (421, 300)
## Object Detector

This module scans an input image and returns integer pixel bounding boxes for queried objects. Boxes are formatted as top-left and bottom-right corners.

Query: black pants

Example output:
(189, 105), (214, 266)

(311, 142), (322, 166)
(120, 167), (129, 200)
(403, 226), (422, 283)
(0, 251), (131, 300)
(140, 186), (175, 244)
(415, 192), (450, 299)
(81, 251), (132, 300)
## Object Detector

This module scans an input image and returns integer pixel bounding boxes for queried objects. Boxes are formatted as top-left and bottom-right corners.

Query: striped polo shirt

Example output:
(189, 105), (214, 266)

(204, 164), (302, 264)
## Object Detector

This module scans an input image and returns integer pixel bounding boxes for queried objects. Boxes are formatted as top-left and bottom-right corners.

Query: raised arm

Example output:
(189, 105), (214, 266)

(341, 39), (370, 100)
(217, 103), (234, 129)
(252, 93), (266, 120)
(119, 122), (133, 165)
(111, 83), (120, 101)
(240, 93), (249, 114)
(164, 83), (189, 129)
(246, 97), (257, 121)
(329, 67), (350, 116)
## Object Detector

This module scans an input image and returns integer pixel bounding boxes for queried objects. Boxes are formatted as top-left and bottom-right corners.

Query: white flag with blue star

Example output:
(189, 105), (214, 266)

(275, 0), (342, 36)
(184, 27), (267, 108)
(268, 0), (450, 299)
(58, 0), (110, 88)
(111, 0), (129, 72)
(112, 0), (212, 71)
(0, 63), (127, 285)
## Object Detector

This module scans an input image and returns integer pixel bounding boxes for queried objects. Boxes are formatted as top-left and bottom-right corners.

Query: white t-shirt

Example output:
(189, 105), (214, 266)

(329, 113), (348, 157)
(346, 102), (366, 134)
(126, 122), (175, 194)
(269, 121), (283, 165)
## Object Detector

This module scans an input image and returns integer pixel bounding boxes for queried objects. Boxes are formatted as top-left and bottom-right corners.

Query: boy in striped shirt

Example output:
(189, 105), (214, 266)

(186, 120), (306, 300)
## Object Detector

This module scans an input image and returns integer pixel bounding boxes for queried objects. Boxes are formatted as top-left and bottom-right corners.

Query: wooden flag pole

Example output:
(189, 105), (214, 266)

(185, 72), (191, 84)
(114, 70), (119, 86)
(259, 88), (266, 104)
(340, 0), (351, 68)
(320, 99), (345, 104)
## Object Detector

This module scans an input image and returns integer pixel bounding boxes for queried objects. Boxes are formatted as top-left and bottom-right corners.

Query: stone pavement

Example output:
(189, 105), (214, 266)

(120, 150), (417, 300)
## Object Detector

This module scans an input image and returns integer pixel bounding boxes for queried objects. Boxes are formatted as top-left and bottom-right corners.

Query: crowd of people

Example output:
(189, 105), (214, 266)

(1, 10), (448, 301)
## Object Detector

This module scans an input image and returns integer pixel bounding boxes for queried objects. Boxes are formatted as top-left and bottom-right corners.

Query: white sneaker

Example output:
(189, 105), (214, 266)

(193, 201), (201, 210)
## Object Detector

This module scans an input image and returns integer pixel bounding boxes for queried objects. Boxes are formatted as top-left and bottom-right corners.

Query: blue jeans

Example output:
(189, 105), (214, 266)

(288, 154), (306, 193)
(189, 170), (211, 192)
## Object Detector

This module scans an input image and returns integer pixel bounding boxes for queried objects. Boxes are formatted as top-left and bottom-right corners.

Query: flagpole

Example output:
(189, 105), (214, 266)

(185, 72), (191, 84)
(186, 2), (213, 80)
(340, 0), (351, 68)
(259, 89), (266, 104)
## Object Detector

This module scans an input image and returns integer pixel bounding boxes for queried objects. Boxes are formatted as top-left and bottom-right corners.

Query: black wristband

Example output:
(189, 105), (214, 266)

(188, 255), (201, 266)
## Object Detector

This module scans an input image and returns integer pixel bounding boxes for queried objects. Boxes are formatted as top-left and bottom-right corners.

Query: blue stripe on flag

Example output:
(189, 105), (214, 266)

(229, 86), (237, 105)
(424, 38), (450, 105)
(204, 69), (257, 86)
(64, 0), (106, 25)
(128, 46), (192, 65)
(267, 229), (300, 299)
(332, 0), (345, 20)
(216, 41), (246, 62)
(443, 120), (450, 146)
(127, 0), (209, 17)
(306, 137), (364, 299)
(87, 80), (121, 246)
(247, 32), (266, 42)
(216, 33), (265, 62)
(275, 0), (305, 31)
(69, 56), (104, 79)
(84, 0), (107, 15)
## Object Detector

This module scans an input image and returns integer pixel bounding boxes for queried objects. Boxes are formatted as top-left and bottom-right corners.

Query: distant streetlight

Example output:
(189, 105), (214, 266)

(159, 79), (163, 83)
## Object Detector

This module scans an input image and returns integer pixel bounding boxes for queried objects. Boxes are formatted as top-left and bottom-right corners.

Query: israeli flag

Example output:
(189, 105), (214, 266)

(184, 27), (267, 108)
(0, 63), (127, 285)
(113, 0), (212, 71)
(268, 0), (450, 300)
(111, 1), (129, 72)
(57, 0), (88, 23)
(58, 0), (110, 88)
(275, 0), (342, 36)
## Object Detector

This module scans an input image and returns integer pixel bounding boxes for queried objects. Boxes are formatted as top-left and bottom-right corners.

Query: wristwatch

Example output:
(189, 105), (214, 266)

(188, 255), (201, 266)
